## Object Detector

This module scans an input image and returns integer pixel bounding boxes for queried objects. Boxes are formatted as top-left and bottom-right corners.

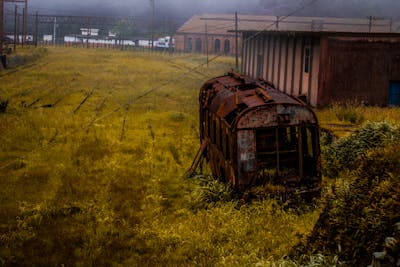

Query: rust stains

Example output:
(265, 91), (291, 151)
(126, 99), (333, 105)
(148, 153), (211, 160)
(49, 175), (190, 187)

(190, 71), (321, 198)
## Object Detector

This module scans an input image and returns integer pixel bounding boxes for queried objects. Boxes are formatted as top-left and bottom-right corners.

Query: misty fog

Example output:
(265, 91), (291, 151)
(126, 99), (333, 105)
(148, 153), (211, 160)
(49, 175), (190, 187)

(27, 0), (400, 21)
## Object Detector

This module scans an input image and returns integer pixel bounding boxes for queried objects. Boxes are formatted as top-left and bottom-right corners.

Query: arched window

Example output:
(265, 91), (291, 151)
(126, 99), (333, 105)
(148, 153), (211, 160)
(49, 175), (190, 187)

(224, 39), (230, 54)
(214, 39), (221, 53)
(195, 38), (202, 53)
(186, 38), (192, 52)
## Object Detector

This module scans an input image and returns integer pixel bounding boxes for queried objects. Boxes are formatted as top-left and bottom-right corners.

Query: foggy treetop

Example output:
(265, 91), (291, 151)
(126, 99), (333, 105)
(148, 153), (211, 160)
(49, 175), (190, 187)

(24, 0), (400, 22)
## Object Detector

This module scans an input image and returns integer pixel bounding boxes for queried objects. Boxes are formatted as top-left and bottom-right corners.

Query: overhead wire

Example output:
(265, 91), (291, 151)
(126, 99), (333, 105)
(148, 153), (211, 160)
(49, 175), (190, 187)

(241, 0), (320, 44)
(88, 53), (223, 128)
(1, 0), (321, 135)
(88, 0), (321, 127)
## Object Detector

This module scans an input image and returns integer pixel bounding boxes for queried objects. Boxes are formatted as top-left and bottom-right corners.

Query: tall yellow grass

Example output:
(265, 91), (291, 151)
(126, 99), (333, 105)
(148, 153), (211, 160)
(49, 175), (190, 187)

(1, 47), (399, 266)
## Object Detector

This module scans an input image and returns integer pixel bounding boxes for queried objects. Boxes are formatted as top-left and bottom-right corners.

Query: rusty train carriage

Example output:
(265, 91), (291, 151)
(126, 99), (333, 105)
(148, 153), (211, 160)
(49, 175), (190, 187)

(194, 71), (321, 196)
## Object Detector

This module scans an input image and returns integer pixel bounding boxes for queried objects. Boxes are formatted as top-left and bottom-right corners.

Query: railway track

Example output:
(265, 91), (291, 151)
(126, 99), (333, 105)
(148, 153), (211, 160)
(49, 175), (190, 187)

(0, 62), (49, 78)
(1, 51), (222, 170)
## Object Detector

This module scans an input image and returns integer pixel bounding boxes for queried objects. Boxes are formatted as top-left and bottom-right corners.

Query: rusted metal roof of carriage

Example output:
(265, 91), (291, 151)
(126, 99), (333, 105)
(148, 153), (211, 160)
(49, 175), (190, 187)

(178, 14), (400, 35)
(202, 72), (304, 124)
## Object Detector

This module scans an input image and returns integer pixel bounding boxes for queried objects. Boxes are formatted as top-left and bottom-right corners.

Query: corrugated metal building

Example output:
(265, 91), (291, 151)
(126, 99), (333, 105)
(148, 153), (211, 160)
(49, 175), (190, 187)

(238, 15), (400, 107)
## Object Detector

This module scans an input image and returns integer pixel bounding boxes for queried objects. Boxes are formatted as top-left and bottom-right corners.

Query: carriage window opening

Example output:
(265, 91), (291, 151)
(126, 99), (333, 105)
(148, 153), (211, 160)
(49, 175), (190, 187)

(301, 126), (318, 177)
(304, 47), (310, 73)
(214, 120), (221, 149)
(257, 127), (301, 177)
(278, 127), (298, 152)
(215, 119), (220, 148)
(301, 127), (314, 158)
(277, 127), (299, 174)
(207, 112), (211, 137)
(222, 132), (226, 156)
(220, 124), (224, 150)
(225, 133), (230, 160)
(306, 128), (314, 158)
(256, 129), (277, 170)
(201, 111), (206, 137)
(212, 119), (216, 143)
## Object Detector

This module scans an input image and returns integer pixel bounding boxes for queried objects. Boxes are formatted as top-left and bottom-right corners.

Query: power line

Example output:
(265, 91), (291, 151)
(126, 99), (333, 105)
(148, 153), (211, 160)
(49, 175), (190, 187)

(242, 0), (320, 44)
(99, 0), (322, 124)
(89, 53), (223, 126)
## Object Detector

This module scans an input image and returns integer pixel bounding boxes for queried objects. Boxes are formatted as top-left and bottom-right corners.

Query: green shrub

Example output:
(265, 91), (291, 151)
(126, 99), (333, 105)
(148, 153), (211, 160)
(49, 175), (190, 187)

(319, 128), (337, 147)
(322, 121), (400, 177)
(296, 144), (400, 265)
(188, 174), (235, 210)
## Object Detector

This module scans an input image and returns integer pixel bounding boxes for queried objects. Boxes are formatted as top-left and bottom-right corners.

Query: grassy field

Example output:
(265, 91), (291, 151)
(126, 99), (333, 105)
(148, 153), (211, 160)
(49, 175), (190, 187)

(0, 47), (399, 266)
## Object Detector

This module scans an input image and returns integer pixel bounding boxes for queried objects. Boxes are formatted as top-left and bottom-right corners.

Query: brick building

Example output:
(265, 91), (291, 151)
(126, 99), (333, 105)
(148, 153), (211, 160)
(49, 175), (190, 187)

(174, 14), (241, 55)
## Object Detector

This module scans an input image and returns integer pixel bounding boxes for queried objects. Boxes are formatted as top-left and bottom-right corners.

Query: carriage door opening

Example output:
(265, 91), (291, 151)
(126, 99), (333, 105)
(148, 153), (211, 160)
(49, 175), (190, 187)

(389, 81), (400, 106)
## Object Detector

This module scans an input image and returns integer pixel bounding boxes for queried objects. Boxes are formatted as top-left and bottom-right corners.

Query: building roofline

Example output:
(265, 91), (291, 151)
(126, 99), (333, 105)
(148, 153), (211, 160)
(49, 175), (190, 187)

(234, 30), (400, 37)
(178, 13), (400, 36)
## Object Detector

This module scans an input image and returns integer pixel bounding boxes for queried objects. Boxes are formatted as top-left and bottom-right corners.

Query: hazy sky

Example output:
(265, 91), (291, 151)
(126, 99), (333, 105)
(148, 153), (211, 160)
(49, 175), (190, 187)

(20, 0), (400, 20)
(27, 0), (259, 17)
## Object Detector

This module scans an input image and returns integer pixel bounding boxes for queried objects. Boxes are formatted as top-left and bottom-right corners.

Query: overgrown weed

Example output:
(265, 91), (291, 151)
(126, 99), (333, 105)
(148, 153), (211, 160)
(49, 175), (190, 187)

(322, 121), (400, 177)
(1, 47), (400, 265)
(332, 102), (365, 124)
(297, 144), (400, 265)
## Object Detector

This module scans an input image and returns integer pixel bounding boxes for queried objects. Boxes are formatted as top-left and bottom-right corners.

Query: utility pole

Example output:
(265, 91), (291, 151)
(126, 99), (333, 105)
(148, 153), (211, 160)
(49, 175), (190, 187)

(367, 15), (373, 32)
(2, 0), (28, 53)
(13, 5), (17, 51)
(0, 0), (3, 56)
(87, 17), (90, 48)
(34, 11), (37, 46)
(150, 0), (154, 51)
(53, 16), (56, 45)
(22, 6), (25, 46)
(367, 16), (384, 33)
(23, 0), (26, 45)
(205, 21), (209, 67)
(17, 12), (20, 45)
(235, 12), (239, 71)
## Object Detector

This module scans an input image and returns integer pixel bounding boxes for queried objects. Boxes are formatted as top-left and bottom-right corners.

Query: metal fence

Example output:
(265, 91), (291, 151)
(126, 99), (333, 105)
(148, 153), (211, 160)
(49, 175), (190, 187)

(1, 7), (178, 54)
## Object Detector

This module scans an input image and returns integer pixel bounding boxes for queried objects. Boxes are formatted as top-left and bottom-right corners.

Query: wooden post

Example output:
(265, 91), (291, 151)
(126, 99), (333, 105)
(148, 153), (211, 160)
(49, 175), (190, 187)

(14, 5), (17, 51)
(53, 16), (56, 45)
(0, 0), (3, 55)
(205, 21), (208, 67)
(235, 12), (239, 71)
(23, 0), (27, 46)
(34, 11), (38, 46)
(150, 0), (155, 52)
(21, 7), (25, 47)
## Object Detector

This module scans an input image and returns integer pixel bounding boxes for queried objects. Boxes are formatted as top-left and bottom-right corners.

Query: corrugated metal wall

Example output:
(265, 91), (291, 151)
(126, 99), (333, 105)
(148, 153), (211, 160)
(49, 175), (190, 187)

(242, 32), (320, 106)
(318, 37), (400, 106)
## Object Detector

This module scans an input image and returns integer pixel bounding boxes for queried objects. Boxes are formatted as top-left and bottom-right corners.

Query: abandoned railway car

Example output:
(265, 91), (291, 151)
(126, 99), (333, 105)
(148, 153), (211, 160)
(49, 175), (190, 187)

(192, 71), (321, 196)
